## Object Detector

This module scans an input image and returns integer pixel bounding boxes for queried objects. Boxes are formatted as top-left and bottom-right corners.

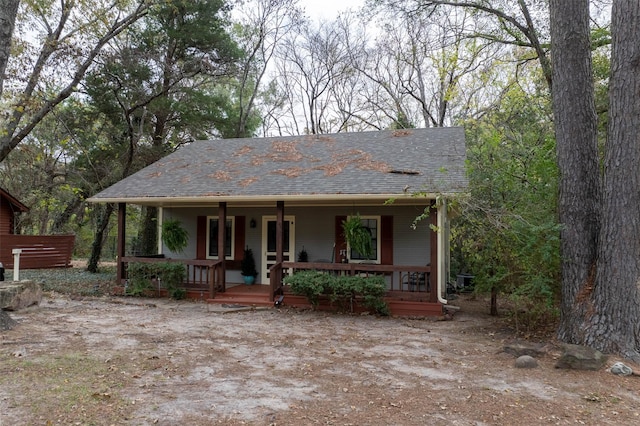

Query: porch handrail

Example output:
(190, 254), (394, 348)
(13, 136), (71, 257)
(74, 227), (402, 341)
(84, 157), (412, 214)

(120, 256), (224, 298)
(275, 262), (433, 300)
(269, 262), (284, 302)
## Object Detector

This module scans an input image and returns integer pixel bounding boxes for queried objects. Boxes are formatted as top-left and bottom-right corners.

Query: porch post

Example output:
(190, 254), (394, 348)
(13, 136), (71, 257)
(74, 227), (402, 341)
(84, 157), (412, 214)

(436, 199), (449, 305)
(218, 202), (227, 289)
(117, 203), (126, 283)
(429, 201), (438, 303)
(276, 201), (284, 263)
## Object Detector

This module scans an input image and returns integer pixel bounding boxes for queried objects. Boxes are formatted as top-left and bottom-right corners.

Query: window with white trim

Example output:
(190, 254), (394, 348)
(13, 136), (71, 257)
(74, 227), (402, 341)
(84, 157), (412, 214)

(348, 215), (380, 263)
(206, 217), (235, 260)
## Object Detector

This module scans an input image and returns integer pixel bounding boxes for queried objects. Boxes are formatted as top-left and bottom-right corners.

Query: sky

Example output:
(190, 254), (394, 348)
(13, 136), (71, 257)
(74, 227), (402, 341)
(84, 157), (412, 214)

(299, 0), (365, 21)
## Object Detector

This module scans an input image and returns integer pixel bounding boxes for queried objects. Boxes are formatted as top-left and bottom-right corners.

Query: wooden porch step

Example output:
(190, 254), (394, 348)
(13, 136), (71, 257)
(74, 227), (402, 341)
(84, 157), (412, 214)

(206, 295), (273, 307)
(206, 284), (273, 307)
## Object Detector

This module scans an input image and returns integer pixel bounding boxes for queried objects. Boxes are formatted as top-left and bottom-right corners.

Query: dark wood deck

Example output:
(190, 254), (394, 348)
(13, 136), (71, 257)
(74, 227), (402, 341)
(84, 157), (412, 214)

(205, 283), (444, 317)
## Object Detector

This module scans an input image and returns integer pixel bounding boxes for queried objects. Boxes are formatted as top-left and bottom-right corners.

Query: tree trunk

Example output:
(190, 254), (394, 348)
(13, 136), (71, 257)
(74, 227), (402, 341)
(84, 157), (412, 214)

(51, 195), (84, 233)
(587, 1), (640, 361)
(0, 0), (20, 98)
(137, 206), (158, 256)
(490, 286), (498, 316)
(549, 0), (601, 344)
(87, 204), (115, 273)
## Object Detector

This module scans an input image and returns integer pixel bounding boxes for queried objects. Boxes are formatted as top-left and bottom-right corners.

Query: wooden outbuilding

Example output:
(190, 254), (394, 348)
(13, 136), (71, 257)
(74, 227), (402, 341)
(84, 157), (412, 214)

(0, 188), (74, 269)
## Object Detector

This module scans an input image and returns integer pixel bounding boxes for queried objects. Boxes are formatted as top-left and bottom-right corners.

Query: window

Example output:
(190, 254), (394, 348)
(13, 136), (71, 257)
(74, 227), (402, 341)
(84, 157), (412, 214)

(267, 220), (290, 253)
(349, 215), (380, 263)
(206, 217), (235, 260)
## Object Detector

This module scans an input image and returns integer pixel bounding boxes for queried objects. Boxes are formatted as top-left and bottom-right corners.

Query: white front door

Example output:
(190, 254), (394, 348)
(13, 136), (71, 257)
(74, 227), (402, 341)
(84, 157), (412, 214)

(261, 216), (295, 284)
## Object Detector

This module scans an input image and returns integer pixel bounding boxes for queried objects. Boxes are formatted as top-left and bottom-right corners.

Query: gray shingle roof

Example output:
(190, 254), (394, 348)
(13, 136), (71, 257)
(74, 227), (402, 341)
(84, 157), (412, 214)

(89, 127), (468, 204)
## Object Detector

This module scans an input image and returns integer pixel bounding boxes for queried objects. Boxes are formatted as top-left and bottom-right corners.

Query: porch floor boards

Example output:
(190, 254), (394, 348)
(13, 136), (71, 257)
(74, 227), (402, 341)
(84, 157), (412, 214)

(205, 284), (444, 316)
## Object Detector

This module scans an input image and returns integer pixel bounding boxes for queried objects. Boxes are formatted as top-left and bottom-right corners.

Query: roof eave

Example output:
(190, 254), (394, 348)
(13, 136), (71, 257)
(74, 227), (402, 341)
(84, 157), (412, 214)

(86, 192), (465, 207)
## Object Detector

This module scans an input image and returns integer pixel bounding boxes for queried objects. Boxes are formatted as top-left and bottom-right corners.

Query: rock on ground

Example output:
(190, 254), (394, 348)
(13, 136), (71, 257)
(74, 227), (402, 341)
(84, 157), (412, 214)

(515, 355), (539, 368)
(0, 280), (42, 311)
(555, 343), (607, 370)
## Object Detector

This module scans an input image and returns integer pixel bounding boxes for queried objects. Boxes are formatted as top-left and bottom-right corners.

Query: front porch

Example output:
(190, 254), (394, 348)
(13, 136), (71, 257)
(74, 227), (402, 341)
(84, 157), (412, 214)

(117, 256), (445, 316)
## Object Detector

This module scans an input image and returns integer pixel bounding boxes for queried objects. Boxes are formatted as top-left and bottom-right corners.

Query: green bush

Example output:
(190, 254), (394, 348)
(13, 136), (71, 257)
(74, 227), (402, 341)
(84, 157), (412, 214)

(126, 262), (187, 299)
(284, 270), (332, 308)
(285, 270), (389, 315)
(351, 275), (389, 316)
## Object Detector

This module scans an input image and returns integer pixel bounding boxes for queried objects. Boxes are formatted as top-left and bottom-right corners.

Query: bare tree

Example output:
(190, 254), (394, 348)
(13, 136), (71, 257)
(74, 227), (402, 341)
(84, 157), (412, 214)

(273, 20), (354, 134)
(0, 0), (151, 162)
(355, 6), (504, 128)
(232, 0), (304, 137)
(378, 0), (553, 90)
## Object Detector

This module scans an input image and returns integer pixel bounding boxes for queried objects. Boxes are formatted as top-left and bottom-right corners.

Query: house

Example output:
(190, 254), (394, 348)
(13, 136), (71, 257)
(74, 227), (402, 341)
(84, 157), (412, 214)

(0, 188), (75, 269)
(88, 127), (468, 315)
(0, 187), (29, 235)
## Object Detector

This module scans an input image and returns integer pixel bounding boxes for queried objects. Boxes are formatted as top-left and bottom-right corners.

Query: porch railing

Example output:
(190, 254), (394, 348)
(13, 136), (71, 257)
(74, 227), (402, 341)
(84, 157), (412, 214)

(270, 262), (434, 302)
(120, 256), (224, 298)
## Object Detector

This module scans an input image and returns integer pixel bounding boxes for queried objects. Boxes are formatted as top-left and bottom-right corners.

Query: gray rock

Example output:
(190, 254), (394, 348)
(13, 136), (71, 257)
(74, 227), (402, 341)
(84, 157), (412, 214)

(555, 343), (607, 370)
(610, 362), (633, 376)
(504, 342), (546, 357)
(515, 355), (538, 368)
(0, 280), (42, 311)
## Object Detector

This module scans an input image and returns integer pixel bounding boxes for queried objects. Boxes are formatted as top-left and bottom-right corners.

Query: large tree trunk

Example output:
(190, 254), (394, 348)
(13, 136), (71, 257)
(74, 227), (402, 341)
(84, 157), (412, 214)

(0, 0), (20, 98)
(87, 204), (115, 273)
(137, 206), (158, 256)
(549, 0), (601, 343)
(587, 1), (640, 361)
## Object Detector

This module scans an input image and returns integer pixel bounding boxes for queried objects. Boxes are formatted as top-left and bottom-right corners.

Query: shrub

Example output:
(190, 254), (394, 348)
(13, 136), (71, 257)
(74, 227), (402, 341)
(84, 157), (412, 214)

(126, 262), (187, 299)
(284, 270), (332, 308)
(285, 270), (389, 315)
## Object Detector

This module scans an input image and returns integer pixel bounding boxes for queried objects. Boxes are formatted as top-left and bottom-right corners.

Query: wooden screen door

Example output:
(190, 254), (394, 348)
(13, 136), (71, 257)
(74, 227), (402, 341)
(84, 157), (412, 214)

(261, 216), (295, 284)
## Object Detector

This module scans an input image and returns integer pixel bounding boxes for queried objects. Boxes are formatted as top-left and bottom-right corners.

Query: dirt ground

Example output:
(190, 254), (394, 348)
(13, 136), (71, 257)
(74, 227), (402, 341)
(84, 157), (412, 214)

(1, 293), (639, 426)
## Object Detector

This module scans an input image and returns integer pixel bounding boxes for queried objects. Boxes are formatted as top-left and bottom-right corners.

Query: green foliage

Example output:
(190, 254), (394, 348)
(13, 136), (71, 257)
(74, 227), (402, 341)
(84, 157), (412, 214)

(453, 82), (561, 324)
(240, 247), (258, 277)
(126, 262), (187, 299)
(342, 215), (373, 260)
(284, 271), (389, 315)
(161, 219), (189, 253)
(330, 275), (389, 316)
(284, 270), (333, 308)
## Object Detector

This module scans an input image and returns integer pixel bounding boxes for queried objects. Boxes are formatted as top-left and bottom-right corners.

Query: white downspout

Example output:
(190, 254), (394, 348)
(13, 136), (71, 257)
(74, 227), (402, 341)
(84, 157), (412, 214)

(437, 199), (448, 305)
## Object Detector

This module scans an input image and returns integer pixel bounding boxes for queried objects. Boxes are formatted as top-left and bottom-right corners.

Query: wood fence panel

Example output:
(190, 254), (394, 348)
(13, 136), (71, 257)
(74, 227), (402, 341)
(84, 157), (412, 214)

(0, 235), (75, 269)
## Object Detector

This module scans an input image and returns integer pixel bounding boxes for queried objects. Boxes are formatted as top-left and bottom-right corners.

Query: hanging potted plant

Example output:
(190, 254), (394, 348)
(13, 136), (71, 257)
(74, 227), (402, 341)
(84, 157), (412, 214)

(161, 219), (189, 254)
(342, 214), (373, 261)
(241, 247), (258, 285)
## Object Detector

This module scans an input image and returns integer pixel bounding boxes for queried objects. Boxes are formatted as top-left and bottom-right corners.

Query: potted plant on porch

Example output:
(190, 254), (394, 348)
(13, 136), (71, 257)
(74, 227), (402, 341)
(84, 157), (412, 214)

(241, 247), (258, 285)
